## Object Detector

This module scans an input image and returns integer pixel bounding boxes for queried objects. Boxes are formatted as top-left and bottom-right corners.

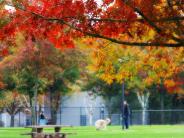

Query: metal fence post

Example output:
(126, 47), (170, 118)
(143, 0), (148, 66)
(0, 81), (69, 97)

(60, 107), (62, 125)
(121, 83), (125, 130)
(19, 110), (21, 127)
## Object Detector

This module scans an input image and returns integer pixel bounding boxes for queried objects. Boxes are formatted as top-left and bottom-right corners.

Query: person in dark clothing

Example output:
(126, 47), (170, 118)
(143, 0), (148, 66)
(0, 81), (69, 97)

(123, 101), (130, 129)
(39, 111), (47, 125)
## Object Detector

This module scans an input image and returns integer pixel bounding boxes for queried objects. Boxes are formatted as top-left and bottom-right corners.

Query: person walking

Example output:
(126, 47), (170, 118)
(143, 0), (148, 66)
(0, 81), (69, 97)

(123, 101), (130, 129)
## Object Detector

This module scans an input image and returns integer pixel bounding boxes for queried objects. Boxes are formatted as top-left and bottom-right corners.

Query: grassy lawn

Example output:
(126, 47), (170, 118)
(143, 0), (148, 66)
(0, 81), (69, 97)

(0, 125), (184, 138)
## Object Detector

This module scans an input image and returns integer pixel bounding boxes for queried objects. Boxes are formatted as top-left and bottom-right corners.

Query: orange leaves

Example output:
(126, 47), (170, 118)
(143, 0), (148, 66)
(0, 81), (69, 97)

(109, 0), (124, 9)
(144, 77), (154, 86)
(164, 79), (175, 88)
(152, 61), (161, 70)
(47, 25), (75, 49)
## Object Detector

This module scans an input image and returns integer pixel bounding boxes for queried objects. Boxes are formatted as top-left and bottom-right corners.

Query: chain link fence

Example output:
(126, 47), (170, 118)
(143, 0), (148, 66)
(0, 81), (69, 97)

(0, 107), (184, 127)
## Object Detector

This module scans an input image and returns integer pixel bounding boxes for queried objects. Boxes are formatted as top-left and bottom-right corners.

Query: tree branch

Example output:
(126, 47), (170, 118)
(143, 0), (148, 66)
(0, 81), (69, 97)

(4, 2), (184, 47)
(123, 1), (184, 44)
(133, 8), (162, 33)
(36, 16), (184, 47)
(89, 16), (184, 23)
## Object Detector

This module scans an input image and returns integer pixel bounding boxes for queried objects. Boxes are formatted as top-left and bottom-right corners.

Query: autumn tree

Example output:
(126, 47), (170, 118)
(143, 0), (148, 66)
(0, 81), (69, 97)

(0, 91), (30, 127)
(0, 69), (30, 127)
(0, 0), (183, 51)
(0, 33), (85, 124)
(85, 39), (184, 124)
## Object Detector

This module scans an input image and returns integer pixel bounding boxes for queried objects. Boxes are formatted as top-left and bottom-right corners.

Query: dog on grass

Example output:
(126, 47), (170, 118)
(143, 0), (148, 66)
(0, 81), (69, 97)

(95, 118), (111, 130)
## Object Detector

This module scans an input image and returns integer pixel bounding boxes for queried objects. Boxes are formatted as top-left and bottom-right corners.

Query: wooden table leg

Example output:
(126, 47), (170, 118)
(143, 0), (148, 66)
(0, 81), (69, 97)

(55, 127), (61, 132)
(37, 128), (43, 133)
(62, 134), (67, 138)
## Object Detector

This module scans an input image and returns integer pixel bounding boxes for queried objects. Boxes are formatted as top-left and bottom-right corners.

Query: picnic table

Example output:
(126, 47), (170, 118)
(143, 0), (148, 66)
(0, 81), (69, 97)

(22, 125), (76, 138)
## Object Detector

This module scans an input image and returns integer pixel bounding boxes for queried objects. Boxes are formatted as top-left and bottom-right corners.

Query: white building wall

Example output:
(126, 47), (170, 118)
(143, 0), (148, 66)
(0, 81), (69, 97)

(59, 92), (106, 126)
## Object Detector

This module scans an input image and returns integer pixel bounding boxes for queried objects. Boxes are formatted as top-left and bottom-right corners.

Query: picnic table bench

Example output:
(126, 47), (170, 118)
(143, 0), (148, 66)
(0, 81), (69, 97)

(21, 125), (76, 138)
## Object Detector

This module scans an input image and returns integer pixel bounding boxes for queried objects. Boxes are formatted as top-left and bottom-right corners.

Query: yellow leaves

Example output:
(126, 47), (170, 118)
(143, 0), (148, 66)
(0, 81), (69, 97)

(86, 65), (97, 72)
(83, 36), (184, 91)
(98, 74), (114, 84)
(141, 29), (156, 42)
(116, 71), (130, 83)
(126, 22), (156, 42)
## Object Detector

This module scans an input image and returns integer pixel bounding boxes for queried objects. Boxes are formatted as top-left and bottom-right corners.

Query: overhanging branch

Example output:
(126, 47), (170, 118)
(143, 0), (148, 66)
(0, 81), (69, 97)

(89, 16), (184, 23)
(15, 11), (184, 47)
(4, 2), (184, 47)
(33, 14), (184, 47)
(123, 1), (184, 44)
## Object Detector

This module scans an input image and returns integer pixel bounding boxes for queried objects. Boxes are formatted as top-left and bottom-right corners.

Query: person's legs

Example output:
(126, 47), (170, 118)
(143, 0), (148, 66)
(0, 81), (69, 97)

(124, 117), (129, 129)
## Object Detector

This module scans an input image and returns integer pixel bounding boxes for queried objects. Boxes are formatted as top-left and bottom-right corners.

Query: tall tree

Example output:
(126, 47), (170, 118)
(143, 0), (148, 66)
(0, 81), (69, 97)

(86, 40), (184, 124)
(0, 33), (84, 124)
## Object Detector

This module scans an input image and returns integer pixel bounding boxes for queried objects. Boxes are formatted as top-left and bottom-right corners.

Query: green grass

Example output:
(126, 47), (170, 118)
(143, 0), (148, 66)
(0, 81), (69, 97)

(0, 125), (184, 138)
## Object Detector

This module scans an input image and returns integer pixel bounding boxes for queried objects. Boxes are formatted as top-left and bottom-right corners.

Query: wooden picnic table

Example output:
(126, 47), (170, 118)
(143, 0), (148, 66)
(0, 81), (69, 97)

(25, 125), (72, 133)
(22, 125), (75, 138)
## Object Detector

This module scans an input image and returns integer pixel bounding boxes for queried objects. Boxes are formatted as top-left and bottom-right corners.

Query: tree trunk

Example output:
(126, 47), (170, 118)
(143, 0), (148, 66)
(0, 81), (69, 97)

(30, 97), (37, 125)
(51, 108), (58, 125)
(137, 92), (150, 125)
(84, 92), (96, 126)
(142, 107), (147, 125)
(50, 91), (61, 125)
(85, 105), (94, 126)
(89, 110), (93, 126)
(10, 114), (15, 127)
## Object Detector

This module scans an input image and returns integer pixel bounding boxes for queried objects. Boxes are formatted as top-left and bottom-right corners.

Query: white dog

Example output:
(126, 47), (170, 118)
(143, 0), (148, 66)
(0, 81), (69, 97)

(95, 118), (111, 130)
